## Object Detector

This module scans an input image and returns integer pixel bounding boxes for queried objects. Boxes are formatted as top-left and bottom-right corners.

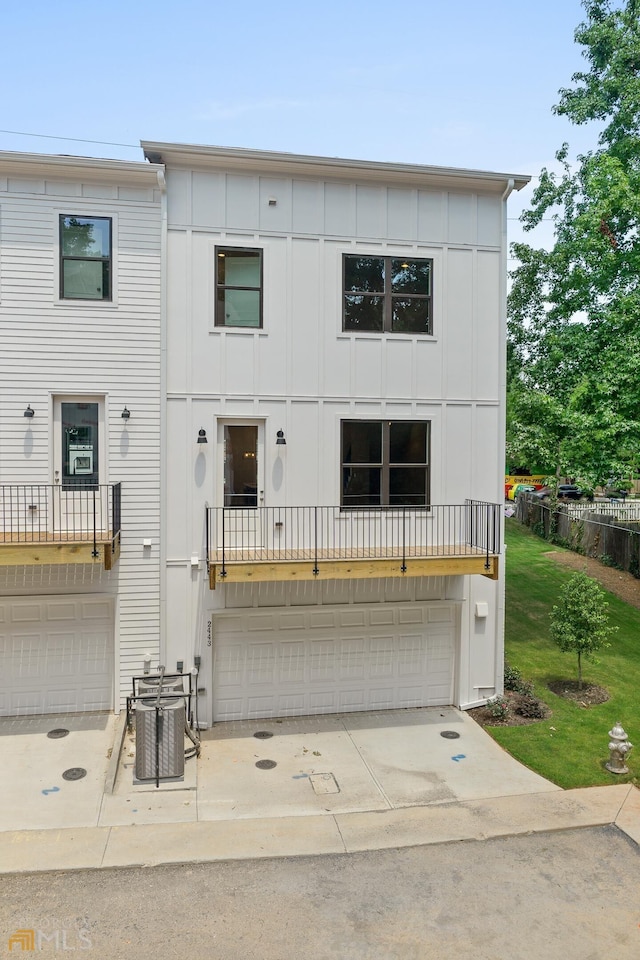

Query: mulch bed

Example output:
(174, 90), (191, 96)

(547, 680), (610, 707)
(468, 690), (551, 728)
(468, 681), (610, 729)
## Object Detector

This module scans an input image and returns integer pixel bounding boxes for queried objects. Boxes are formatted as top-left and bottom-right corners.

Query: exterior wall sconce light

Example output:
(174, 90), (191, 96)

(276, 429), (286, 445)
(197, 428), (208, 444)
(24, 405), (35, 419)
(121, 406), (131, 421)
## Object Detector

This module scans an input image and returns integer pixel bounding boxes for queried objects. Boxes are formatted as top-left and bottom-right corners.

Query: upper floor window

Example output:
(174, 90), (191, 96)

(343, 255), (432, 334)
(60, 216), (112, 300)
(215, 247), (263, 328)
(341, 420), (430, 508)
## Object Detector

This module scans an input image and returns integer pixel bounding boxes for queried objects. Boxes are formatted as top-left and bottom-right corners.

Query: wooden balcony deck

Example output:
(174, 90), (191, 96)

(0, 483), (122, 570)
(208, 544), (499, 587)
(0, 531), (120, 569)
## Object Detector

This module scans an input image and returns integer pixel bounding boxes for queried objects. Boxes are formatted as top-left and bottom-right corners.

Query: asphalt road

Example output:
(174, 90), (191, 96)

(1, 826), (639, 960)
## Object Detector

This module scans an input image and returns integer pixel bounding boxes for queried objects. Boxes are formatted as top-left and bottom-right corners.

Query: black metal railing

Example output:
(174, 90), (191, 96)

(206, 501), (501, 575)
(0, 484), (122, 553)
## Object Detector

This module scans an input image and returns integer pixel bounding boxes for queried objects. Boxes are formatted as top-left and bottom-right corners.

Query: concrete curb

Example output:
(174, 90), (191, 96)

(0, 784), (636, 875)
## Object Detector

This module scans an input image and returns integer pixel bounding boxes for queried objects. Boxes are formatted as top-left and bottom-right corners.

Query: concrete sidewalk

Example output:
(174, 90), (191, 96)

(0, 707), (637, 874)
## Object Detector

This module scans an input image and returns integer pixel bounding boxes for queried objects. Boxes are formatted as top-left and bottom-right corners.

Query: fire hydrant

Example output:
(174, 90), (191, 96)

(605, 721), (633, 775)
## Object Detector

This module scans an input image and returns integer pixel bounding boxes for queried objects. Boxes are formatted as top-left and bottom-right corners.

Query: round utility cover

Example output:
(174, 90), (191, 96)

(62, 767), (87, 781)
(440, 730), (461, 739)
(47, 729), (70, 739)
(253, 731), (274, 739)
(255, 759), (277, 769)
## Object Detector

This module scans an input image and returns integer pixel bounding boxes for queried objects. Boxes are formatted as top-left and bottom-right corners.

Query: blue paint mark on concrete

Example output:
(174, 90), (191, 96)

(42, 786), (60, 795)
(451, 754), (466, 762)
(292, 773), (309, 779)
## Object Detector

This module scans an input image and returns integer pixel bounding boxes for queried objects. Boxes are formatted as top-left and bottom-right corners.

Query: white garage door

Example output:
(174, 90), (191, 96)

(213, 602), (456, 721)
(0, 595), (114, 717)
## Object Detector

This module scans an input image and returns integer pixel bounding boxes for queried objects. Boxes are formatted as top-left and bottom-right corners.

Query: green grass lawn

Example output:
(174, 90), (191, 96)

(488, 519), (639, 789)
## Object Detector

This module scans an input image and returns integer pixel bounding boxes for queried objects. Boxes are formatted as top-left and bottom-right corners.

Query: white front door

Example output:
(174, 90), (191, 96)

(53, 397), (107, 534)
(217, 421), (264, 550)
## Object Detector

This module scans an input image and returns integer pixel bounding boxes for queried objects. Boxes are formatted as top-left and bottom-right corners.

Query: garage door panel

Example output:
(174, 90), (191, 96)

(279, 641), (305, 682)
(213, 602), (456, 722)
(368, 636), (394, 679)
(0, 596), (114, 717)
(309, 639), (336, 682)
(339, 637), (366, 680)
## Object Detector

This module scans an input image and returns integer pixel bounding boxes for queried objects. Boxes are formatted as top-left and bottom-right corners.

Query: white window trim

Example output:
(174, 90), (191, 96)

(207, 238), (268, 336)
(54, 210), (119, 307)
(335, 245), (442, 342)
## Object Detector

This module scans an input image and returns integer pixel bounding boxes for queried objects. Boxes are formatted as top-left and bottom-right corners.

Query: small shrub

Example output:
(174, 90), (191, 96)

(504, 661), (522, 691)
(486, 695), (510, 721)
(532, 521), (546, 539)
(515, 695), (546, 720)
(504, 662), (533, 695)
(600, 554), (617, 567)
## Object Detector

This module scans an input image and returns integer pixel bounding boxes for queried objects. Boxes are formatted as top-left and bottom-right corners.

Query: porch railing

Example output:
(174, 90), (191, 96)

(0, 483), (122, 557)
(206, 501), (501, 575)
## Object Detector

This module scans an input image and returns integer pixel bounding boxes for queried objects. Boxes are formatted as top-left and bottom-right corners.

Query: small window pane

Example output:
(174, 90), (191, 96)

(342, 467), (381, 506)
(61, 217), (110, 258)
(343, 421), (382, 464)
(62, 402), (99, 490)
(344, 295), (384, 331)
(389, 467), (426, 505)
(389, 422), (427, 463)
(391, 259), (431, 295)
(392, 298), (431, 334)
(62, 260), (109, 300)
(219, 251), (261, 287)
(224, 425), (258, 506)
(218, 289), (261, 327)
(344, 256), (385, 293)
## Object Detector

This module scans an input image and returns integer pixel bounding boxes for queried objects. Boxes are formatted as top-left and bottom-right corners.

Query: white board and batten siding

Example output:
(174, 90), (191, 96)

(0, 155), (164, 711)
(156, 149), (512, 723)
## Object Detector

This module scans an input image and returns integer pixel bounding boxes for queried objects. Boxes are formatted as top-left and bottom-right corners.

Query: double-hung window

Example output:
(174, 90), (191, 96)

(341, 420), (430, 508)
(60, 216), (111, 300)
(215, 246), (263, 328)
(343, 255), (432, 334)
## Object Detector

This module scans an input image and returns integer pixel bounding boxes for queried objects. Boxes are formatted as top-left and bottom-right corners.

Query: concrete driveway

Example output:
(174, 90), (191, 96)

(0, 706), (558, 832)
(192, 706), (559, 821)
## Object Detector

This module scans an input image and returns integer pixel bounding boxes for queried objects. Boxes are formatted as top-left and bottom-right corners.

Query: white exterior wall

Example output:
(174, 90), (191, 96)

(0, 157), (163, 707)
(159, 154), (514, 719)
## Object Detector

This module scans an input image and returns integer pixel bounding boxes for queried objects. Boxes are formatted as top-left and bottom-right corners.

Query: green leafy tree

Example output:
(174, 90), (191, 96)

(549, 572), (617, 688)
(508, 0), (640, 485)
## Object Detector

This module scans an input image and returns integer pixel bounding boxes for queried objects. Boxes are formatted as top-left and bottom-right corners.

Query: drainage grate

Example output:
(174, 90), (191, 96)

(47, 728), (69, 739)
(255, 759), (277, 770)
(253, 731), (274, 739)
(440, 730), (461, 739)
(62, 767), (87, 781)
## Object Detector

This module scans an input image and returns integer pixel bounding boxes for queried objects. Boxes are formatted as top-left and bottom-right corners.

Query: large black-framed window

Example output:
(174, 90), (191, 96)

(215, 246), (263, 328)
(341, 420), (430, 508)
(60, 216), (112, 300)
(343, 255), (432, 334)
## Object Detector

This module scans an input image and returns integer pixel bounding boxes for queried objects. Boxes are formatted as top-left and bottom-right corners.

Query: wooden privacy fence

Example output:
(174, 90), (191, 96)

(516, 495), (640, 578)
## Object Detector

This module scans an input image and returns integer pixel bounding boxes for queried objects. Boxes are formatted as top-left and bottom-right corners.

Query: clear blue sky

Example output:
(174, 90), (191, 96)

(0, 0), (602, 247)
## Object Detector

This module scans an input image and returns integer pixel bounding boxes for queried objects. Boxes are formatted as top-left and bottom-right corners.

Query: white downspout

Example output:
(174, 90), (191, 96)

(496, 177), (514, 696)
(157, 168), (168, 670)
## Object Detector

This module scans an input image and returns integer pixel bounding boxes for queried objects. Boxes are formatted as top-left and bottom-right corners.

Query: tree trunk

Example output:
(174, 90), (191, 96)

(577, 650), (582, 691)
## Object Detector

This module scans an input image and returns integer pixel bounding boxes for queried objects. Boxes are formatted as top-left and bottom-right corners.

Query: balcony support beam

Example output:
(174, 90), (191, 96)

(0, 541), (112, 568)
(209, 554), (498, 589)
